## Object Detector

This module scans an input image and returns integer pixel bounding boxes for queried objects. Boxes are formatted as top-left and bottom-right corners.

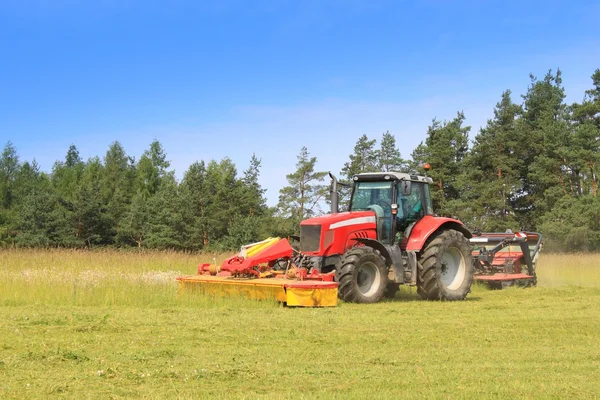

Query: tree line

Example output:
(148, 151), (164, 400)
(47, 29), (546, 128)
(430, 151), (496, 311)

(1, 68), (599, 251)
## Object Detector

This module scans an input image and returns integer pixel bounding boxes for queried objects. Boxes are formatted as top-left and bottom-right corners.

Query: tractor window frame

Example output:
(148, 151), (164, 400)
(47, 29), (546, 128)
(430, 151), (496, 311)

(423, 183), (434, 215)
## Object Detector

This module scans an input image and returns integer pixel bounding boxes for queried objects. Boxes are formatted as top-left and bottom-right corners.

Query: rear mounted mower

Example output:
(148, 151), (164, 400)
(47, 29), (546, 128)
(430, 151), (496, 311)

(471, 231), (543, 289)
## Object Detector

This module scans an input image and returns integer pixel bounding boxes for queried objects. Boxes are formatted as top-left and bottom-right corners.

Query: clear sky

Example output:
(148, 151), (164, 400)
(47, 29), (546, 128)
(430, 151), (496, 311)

(1, 0), (599, 205)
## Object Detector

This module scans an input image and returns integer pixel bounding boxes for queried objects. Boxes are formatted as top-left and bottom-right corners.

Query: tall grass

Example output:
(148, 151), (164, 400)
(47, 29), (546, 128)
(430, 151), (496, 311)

(0, 249), (235, 307)
(536, 252), (600, 286)
(1, 249), (599, 307)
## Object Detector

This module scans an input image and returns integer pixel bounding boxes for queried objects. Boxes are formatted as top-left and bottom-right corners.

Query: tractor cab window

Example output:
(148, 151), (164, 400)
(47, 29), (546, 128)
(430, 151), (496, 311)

(350, 181), (393, 212)
(397, 181), (429, 231)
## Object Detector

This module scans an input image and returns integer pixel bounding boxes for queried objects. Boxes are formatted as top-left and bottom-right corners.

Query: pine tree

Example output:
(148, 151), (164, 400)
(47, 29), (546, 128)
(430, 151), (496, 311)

(514, 70), (569, 229)
(378, 131), (405, 172)
(224, 154), (269, 248)
(539, 70), (600, 250)
(52, 144), (84, 200)
(278, 147), (327, 229)
(14, 160), (43, 204)
(411, 112), (470, 216)
(0, 142), (20, 246)
(180, 161), (208, 249)
(240, 154), (267, 217)
(464, 90), (522, 230)
(341, 134), (378, 179)
(50, 145), (85, 246)
(338, 135), (378, 209)
(0, 142), (19, 209)
(102, 141), (136, 244)
(202, 158), (241, 248)
(137, 140), (171, 198)
(72, 158), (112, 247)
(569, 69), (600, 198)
(120, 191), (151, 248)
(15, 172), (56, 247)
(145, 175), (185, 249)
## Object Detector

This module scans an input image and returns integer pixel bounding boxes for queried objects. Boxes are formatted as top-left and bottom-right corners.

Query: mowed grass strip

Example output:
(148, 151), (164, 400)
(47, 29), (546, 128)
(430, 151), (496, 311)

(0, 250), (599, 399)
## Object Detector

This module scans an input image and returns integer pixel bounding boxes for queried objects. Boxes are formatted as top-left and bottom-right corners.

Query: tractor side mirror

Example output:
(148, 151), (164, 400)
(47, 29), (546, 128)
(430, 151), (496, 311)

(400, 180), (412, 196)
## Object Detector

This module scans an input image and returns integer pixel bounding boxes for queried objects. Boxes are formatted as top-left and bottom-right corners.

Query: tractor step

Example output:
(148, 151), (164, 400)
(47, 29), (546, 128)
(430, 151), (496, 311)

(177, 275), (338, 307)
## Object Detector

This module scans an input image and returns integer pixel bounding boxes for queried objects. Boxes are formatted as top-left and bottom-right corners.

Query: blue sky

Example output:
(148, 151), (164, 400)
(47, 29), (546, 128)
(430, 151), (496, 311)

(1, 0), (599, 205)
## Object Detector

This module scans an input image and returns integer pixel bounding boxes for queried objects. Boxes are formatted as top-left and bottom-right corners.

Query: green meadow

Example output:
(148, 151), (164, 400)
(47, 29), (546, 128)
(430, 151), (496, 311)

(1, 250), (599, 399)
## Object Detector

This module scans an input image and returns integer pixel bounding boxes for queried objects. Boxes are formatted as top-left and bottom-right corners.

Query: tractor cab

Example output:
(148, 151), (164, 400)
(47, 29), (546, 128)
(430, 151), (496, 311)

(348, 172), (434, 244)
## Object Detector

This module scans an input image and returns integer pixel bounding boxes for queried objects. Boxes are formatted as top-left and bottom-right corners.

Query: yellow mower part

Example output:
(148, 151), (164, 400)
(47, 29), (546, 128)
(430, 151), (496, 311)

(177, 275), (338, 307)
(245, 237), (280, 258)
(285, 286), (338, 307)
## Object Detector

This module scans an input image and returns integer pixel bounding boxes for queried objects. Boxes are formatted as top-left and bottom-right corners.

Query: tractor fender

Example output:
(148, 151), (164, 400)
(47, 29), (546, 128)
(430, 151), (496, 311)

(352, 238), (405, 283)
(405, 215), (472, 252)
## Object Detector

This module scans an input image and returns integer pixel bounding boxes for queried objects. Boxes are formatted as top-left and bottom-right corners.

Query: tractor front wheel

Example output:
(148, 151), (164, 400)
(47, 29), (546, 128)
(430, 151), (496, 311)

(417, 229), (473, 300)
(338, 247), (388, 303)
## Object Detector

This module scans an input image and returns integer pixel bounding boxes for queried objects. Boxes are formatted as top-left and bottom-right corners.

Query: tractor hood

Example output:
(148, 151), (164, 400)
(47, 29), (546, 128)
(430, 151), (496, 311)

(299, 211), (379, 256)
(301, 211), (376, 230)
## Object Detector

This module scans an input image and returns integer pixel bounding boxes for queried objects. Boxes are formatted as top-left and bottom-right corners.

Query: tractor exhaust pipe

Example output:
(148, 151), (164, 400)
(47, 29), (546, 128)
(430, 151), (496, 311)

(329, 172), (339, 214)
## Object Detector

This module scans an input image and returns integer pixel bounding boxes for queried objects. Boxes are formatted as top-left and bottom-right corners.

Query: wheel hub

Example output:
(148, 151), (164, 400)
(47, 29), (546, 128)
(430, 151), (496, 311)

(440, 247), (466, 290)
(356, 262), (381, 297)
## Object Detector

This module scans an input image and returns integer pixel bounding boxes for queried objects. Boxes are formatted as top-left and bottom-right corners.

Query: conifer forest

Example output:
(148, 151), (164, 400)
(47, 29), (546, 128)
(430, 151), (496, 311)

(2, 69), (599, 252)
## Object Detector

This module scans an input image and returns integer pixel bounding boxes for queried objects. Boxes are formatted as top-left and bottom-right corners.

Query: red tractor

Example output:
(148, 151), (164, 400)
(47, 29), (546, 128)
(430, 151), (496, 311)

(182, 170), (476, 305)
(181, 170), (540, 305)
(293, 171), (474, 303)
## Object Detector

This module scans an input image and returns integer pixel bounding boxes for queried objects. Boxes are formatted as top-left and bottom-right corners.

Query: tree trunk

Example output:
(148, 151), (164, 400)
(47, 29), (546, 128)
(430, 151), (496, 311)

(590, 163), (597, 198)
(559, 170), (567, 196)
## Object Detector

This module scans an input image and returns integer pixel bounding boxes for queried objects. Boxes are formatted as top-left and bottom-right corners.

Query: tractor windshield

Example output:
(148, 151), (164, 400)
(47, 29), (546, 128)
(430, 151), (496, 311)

(350, 181), (393, 212)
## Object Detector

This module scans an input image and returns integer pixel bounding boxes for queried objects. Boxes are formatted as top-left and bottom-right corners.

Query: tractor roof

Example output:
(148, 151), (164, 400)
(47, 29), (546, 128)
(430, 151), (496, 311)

(354, 172), (433, 183)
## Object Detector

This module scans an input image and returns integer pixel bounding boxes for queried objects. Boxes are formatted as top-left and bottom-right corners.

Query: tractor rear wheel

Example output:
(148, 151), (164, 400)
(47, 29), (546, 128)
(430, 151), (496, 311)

(338, 247), (388, 303)
(417, 229), (473, 301)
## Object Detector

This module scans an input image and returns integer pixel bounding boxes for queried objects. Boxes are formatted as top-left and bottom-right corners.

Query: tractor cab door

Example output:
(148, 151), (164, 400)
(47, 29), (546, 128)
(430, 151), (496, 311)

(396, 181), (433, 234)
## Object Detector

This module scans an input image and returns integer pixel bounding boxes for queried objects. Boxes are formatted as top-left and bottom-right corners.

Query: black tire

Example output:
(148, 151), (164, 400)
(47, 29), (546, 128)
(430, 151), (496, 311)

(417, 229), (474, 301)
(271, 259), (289, 271)
(338, 247), (388, 303)
(384, 283), (400, 299)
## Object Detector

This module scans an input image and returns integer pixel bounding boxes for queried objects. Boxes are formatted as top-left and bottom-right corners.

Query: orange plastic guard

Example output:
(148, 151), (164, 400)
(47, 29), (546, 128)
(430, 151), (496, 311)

(221, 238), (294, 273)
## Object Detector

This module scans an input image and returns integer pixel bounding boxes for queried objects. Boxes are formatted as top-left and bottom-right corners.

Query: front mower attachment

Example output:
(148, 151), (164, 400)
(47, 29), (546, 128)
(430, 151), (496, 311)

(177, 237), (338, 307)
(471, 231), (542, 289)
(177, 275), (338, 307)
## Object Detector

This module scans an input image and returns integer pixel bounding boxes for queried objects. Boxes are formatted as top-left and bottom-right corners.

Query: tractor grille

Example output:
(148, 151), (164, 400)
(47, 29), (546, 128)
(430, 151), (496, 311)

(300, 225), (321, 252)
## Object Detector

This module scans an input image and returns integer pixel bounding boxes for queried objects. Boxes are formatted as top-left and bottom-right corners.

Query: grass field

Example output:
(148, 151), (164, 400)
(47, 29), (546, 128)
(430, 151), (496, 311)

(1, 250), (600, 399)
